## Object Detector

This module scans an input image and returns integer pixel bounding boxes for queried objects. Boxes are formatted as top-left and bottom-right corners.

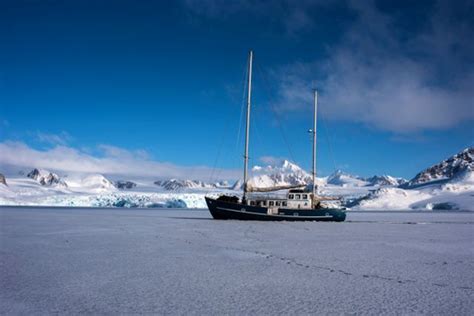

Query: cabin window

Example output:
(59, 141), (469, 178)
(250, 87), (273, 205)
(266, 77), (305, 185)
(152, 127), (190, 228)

(303, 194), (308, 199)
(289, 194), (294, 199)
(269, 201), (274, 206)
(282, 201), (287, 207)
(260, 201), (266, 206)
(295, 194), (301, 200)
(275, 201), (281, 206)
(250, 201), (256, 206)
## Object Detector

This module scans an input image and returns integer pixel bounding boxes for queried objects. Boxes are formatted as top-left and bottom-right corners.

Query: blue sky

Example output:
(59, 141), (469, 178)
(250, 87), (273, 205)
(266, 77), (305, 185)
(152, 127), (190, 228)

(0, 0), (473, 180)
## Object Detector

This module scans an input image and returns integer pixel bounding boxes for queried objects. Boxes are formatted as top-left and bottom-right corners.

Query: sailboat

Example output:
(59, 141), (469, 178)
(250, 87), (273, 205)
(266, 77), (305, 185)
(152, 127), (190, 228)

(205, 51), (346, 222)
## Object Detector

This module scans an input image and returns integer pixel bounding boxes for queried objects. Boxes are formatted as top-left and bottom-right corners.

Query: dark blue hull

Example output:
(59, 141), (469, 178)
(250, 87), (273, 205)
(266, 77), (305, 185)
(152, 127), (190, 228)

(205, 197), (346, 222)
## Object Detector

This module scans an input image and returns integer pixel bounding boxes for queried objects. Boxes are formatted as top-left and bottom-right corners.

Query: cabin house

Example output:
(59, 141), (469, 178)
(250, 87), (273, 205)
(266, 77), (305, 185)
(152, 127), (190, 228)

(286, 189), (312, 209)
(248, 189), (313, 215)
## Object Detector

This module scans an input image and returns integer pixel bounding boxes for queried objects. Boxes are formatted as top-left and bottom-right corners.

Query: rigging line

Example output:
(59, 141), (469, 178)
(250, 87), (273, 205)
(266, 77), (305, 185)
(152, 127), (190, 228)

(209, 116), (231, 183)
(319, 107), (338, 173)
(209, 57), (248, 183)
(255, 62), (297, 165)
(209, 130), (228, 183)
(212, 56), (249, 183)
(251, 105), (266, 176)
(235, 56), (249, 154)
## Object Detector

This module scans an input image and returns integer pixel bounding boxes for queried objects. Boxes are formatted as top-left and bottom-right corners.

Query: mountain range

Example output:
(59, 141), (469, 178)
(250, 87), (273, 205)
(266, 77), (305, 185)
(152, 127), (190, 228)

(27, 168), (68, 188)
(0, 147), (472, 210)
(404, 147), (473, 188)
(7, 148), (472, 191)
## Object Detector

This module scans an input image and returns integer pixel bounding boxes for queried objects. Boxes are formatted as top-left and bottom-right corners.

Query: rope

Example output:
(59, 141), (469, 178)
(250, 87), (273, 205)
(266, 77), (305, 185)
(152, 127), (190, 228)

(235, 56), (249, 155)
(255, 62), (297, 164)
(209, 55), (248, 183)
(319, 106), (338, 173)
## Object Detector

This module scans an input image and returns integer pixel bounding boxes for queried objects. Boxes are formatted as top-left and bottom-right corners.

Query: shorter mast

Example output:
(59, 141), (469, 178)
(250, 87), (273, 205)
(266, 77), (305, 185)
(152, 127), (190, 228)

(243, 50), (253, 202)
(312, 90), (318, 202)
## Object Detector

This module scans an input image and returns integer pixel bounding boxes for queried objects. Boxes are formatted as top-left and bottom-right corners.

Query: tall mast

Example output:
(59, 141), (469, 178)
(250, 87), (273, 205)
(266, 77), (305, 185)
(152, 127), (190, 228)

(243, 50), (253, 202)
(312, 89), (318, 200)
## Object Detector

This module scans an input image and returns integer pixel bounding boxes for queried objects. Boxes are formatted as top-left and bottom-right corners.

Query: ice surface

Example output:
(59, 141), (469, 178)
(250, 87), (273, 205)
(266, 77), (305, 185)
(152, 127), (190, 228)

(1, 207), (473, 314)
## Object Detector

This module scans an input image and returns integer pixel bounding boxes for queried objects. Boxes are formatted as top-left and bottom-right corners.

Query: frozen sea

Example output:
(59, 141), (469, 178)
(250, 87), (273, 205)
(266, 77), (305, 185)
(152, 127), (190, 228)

(1, 207), (473, 315)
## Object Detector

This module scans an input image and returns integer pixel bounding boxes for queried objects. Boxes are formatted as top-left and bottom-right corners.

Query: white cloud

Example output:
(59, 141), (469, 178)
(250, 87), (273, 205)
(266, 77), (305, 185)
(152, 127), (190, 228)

(0, 141), (240, 180)
(272, 0), (474, 133)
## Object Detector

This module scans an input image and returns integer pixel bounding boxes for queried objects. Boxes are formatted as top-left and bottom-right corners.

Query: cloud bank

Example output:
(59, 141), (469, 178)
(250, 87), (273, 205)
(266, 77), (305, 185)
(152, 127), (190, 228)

(274, 0), (474, 132)
(0, 141), (240, 181)
(184, 0), (474, 133)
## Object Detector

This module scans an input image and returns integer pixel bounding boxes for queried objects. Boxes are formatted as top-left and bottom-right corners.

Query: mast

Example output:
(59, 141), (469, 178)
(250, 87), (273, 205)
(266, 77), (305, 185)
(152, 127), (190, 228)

(312, 89), (318, 201)
(243, 50), (253, 202)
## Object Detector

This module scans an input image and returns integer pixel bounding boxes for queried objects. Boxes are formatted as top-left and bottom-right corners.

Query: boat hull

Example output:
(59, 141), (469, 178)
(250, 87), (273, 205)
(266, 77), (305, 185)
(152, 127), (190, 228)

(205, 197), (346, 222)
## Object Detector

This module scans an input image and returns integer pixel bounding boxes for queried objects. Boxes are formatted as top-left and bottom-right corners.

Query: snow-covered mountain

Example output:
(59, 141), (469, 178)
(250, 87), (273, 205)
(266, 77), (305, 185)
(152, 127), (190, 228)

(154, 179), (216, 191)
(365, 175), (407, 187)
(327, 170), (367, 187)
(326, 171), (406, 188)
(350, 147), (474, 211)
(27, 168), (68, 188)
(247, 160), (315, 189)
(75, 174), (116, 193)
(237, 161), (406, 190)
(153, 179), (231, 191)
(405, 147), (473, 188)
(1, 148), (472, 210)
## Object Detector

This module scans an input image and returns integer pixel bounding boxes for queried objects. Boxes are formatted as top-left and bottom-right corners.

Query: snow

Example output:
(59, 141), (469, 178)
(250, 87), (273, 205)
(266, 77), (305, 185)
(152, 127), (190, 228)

(366, 174), (406, 186)
(27, 168), (68, 188)
(352, 169), (474, 211)
(247, 159), (320, 188)
(1, 173), (472, 210)
(1, 148), (472, 210)
(73, 174), (117, 193)
(327, 170), (368, 187)
(0, 186), (213, 208)
(154, 179), (217, 191)
(406, 147), (473, 188)
(0, 207), (472, 314)
(354, 187), (434, 210)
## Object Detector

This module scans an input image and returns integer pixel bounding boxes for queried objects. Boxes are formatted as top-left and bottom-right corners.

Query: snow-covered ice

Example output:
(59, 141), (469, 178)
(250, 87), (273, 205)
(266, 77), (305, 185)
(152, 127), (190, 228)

(1, 207), (472, 314)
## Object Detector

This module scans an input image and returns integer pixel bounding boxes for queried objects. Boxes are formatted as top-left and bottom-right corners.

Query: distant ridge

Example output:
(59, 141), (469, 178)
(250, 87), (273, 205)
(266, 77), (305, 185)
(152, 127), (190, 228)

(27, 168), (68, 188)
(405, 147), (473, 188)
